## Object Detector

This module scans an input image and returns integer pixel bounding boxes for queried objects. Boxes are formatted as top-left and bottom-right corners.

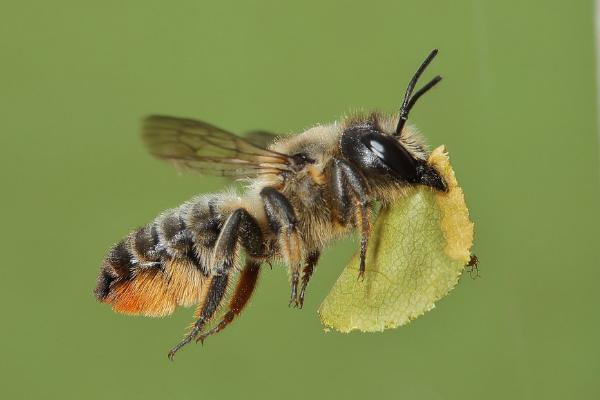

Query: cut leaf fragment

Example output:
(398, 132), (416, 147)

(318, 146), (474, 332)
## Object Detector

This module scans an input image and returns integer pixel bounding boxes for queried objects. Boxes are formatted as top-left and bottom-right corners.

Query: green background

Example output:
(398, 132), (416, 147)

(1, 1), (598, 399)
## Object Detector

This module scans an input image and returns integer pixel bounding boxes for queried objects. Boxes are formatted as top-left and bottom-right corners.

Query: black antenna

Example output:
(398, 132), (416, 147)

(394, 49), (442, 136)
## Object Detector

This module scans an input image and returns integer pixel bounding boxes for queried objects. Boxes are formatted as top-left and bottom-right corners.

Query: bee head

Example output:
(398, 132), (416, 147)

(340, 124), (447, 192)
(340, 49), (446, 192)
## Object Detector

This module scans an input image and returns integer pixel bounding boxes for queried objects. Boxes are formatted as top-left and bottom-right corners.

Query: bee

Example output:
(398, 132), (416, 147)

(94, 49), (448, 359)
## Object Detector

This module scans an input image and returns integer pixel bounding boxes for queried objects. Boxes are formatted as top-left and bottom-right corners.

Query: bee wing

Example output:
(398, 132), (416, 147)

(142, 115), (291, 178)
(244, 130), (280, 149)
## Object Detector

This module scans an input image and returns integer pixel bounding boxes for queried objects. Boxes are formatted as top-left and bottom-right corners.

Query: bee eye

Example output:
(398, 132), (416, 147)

(360, 133), (418, 180)
(290, 152), (315, 171)
(291, 152), (314, 164)
(367, 139), (386, 158)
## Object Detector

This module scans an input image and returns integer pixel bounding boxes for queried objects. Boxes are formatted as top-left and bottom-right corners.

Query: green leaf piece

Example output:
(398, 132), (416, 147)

(318, 146), (474, 332)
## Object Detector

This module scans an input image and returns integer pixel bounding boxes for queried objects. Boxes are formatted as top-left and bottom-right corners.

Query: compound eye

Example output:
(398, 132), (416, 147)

(367, 138), (386, 159)
(361, 132), (418, 181)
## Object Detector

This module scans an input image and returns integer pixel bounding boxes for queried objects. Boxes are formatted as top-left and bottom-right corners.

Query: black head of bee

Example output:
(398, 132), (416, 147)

(340, 126), (447, 192)
(340, 49), (447, 192)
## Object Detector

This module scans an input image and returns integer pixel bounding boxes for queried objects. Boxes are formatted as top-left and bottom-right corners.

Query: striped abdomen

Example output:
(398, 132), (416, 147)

(94, 196), (228, 317)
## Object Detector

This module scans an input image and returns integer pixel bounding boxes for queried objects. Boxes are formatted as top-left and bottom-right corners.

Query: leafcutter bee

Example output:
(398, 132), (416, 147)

(94, 49), (448, 359)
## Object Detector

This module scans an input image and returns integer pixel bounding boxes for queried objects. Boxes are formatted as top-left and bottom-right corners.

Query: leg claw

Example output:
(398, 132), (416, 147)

(289, 271), (300, 308)
(357, 270), (365, 282)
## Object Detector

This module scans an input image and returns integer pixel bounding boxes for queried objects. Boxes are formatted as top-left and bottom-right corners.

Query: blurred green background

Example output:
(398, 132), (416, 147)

(1, 1), (598, 399)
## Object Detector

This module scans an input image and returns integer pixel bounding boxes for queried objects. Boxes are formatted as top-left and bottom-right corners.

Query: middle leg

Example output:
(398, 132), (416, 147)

(260, 187), (303, 307)
(298, 250), (320, 308)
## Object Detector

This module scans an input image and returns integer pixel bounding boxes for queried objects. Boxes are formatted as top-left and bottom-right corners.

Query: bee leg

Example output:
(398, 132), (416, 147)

(196, 260), (261, 344)
(195, 209), (265, 343)
(330, 159), (370, 280)
(356, 203), (371, 281)
(260, 187), (303, 307)
(298, 250), (320, 308)
(289, 270), (300, 307)
(168, 208), (263, 360)
(167, 272), (230, 360)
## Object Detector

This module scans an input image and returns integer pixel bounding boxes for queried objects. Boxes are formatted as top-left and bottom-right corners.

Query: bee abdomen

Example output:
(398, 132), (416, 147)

(94, 196), (229, 316)
(94, 239), (135, 300)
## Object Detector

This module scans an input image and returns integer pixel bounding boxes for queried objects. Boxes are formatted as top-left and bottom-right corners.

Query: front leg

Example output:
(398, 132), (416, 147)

(260, 187), (303, 307)
(330, 159), (371, 280)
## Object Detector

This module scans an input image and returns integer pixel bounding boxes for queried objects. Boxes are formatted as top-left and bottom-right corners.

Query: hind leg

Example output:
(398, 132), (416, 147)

(167, 208), (264, 360)
(168, 273), (229, 360)
(196, 260), (261, 344)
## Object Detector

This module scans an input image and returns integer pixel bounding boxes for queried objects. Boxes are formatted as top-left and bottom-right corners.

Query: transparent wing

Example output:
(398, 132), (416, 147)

(244, 130), (280, 149)
(142, 115), (291, 178)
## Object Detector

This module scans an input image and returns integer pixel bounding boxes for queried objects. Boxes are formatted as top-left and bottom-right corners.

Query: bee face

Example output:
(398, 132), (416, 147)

(340, 124), (448, 192)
